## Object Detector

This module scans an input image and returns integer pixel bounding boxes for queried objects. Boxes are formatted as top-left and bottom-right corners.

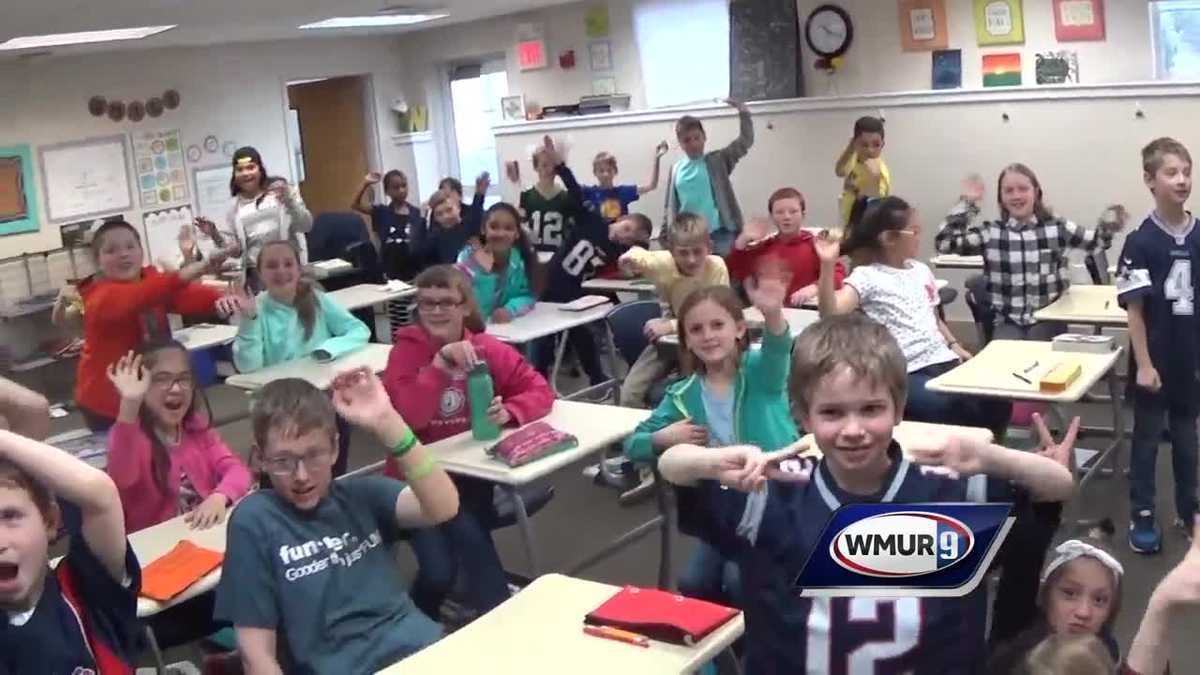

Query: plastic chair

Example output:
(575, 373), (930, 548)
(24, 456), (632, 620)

(936, 286), (958, 322)
(305, 211), (369, 263)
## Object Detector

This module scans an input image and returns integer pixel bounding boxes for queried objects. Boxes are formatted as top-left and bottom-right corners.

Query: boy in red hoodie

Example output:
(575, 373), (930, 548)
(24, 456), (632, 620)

(76, 221), (231, 431)
(383, 264), (554, 620)
(726, 187), (845, 306)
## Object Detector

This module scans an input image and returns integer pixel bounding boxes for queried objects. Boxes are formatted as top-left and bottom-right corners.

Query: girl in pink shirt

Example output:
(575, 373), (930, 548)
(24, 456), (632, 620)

(105, 339), (251, 533)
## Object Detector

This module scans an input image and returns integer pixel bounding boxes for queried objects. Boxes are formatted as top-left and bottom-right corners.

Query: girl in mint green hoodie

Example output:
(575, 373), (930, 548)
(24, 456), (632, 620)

(227, 240), (370, 473)
(457, 202), (539, 323)
(624, 279), (798, 608)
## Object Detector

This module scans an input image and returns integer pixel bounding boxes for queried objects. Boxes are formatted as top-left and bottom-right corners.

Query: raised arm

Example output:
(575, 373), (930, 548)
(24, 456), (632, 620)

(935, 176), (989, 256)
(1125, 517), (1200, 675)
(908, 433), (1076, 503)
(815, 233), (860, 316)
(638, 141), (669, 195)
(0, 375), (50, 441)
(353, 172), (380, 216)
(718, 99), (754, 170)
(330, 367), (459, 526)
(1062, 205), (1126, 253)
(834, 138), (856, 178)
(0, 428), (126, 581)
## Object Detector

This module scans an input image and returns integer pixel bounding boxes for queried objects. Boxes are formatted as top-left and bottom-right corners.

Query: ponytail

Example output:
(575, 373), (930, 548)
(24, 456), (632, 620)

(295, 278), (318, 341)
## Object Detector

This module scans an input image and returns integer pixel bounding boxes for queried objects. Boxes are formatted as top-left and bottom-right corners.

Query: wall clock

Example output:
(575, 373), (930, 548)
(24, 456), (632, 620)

(805, 4), (853, 58)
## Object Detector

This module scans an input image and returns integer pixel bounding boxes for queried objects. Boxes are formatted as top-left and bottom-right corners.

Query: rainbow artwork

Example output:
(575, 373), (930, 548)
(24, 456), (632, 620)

(982, 52), (1022, 87)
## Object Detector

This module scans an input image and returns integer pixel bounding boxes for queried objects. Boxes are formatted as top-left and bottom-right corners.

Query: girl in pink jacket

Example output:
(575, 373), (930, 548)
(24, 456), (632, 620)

(106, 339), (252, 533)
(383, 264), (554, 620)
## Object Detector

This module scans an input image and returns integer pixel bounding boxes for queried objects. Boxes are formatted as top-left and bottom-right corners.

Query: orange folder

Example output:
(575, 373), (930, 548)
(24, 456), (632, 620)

(140, 540), (224, 602)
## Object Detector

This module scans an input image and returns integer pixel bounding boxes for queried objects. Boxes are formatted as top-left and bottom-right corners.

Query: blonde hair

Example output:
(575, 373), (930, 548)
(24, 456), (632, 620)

(1142, 136), (1193, 176)
(1023, 634), (1114, 675)
(413, 264), (485, 334)
(667, 212), (712, 249)
(593, 151), (618, 173)
(790, 314), (907, 417)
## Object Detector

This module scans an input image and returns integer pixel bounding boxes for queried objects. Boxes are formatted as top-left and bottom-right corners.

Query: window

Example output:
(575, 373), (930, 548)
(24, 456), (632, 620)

(1151, 1), (1200, 80)
(633, 0), (729, 108)
(448, 59), (507, 203)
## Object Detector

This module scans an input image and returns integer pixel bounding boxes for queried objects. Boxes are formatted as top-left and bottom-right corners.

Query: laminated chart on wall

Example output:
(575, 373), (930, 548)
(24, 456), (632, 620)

(142, 204), (193, 269)
(38, 135), (133, 224)
(191, 164), (232, 259)
(134, 129), (188, 208)
(0, 144), (40, 236)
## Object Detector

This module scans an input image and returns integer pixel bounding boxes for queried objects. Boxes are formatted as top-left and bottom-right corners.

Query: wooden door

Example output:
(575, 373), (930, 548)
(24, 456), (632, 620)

(287, 76), (370, 219)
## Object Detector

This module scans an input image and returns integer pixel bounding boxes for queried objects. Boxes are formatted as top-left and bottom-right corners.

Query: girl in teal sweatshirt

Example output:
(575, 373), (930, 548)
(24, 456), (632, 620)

(624, 278), (798, 609)
(230, 240), (370, 373)
(456, 202), (539, 323)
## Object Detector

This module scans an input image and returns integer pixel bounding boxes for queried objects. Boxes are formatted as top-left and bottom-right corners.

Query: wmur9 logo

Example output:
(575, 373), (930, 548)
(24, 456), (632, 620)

(795, 503), (1013, 598)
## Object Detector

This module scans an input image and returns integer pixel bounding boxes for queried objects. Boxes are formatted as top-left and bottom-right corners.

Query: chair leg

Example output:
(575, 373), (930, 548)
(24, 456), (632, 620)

(144, 624), (168, 674)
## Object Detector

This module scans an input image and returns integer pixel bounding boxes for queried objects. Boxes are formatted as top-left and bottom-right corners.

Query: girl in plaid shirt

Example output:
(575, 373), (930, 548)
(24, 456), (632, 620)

(935, 164), (1125, 339)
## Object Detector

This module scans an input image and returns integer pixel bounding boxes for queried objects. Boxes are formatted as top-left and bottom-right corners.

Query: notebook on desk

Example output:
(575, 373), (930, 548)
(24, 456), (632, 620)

(585, 585), (739, 645)
(558, 295), (610, 312)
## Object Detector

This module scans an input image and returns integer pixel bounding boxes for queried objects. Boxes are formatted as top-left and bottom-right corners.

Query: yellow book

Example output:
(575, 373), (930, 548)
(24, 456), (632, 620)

(1039, 361), (1082, 393)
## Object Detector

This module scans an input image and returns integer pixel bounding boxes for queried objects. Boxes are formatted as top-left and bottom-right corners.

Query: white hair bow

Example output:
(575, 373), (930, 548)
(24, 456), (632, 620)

(1040, 539), (1124, 584)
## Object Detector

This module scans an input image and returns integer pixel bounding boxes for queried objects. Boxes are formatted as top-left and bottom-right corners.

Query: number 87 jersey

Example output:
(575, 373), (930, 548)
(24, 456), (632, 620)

(1116, 213), (1200, 391)
(677, 446), (1005, 674)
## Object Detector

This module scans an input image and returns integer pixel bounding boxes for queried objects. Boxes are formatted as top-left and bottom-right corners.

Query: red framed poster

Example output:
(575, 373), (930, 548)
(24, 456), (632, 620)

(1053, 0), (1105, 42)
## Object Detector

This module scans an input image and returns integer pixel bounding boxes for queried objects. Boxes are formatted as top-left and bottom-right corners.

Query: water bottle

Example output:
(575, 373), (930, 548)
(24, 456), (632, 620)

(467, 363), (501, 440)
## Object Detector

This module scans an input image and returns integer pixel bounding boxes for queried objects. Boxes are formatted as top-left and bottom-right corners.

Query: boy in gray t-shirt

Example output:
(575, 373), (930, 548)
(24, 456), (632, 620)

(214, 368), (461, 674)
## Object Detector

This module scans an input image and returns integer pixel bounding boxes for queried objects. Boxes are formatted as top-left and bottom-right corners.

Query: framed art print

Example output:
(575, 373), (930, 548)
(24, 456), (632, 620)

(899, 0), (949, 51)
(1053, 0), (1105, 42)
(975, 0), (1024, 46)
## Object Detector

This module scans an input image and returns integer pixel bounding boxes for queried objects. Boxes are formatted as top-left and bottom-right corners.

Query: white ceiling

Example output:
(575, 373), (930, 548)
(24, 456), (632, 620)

(0, 0), (577, 58)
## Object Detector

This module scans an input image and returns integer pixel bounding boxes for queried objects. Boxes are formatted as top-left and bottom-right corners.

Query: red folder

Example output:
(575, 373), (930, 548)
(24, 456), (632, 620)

(584, 586), (739, 645)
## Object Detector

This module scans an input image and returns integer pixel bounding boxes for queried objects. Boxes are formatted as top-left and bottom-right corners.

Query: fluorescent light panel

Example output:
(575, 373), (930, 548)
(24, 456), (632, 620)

(299, 14), (447, 29)
(0, 25), (176, 50)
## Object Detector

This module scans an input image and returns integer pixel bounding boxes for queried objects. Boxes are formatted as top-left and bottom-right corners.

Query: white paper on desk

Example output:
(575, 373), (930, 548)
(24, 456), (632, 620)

(1074, 448), (1100, 470)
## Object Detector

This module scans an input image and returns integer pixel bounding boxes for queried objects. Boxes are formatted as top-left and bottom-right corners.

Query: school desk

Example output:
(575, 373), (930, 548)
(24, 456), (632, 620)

(224, 342), (393, 391)
(924, 339), (1124, 493)
(1032, 284), (1125, 327)
(431, 400), (650, 577)
(375, 573), (744, 675)
(930, 253), (984, 269)
(172, 322), (237, 351)
(582, 276), (658, 299)
(486, 300), (620, 398)
(326, 282), (416, 312)
(658, 307), (819, 347)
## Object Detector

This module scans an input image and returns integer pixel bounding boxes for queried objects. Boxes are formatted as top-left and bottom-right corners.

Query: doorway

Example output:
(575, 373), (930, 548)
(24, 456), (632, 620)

(286, 75), (374, 218)
(447, 58), (508, 204)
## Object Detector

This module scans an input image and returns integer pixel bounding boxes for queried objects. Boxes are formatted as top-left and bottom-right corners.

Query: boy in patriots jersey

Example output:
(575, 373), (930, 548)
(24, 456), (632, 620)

(657, 314), (1075, 674)
(0, 377), (142, 675)
(1118, 137), (1199, 554)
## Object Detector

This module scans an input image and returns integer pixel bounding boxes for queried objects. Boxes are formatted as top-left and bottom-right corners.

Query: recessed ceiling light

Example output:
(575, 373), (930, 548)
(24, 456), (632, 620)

(299, 14), (447, 29)
(0, 25), (176, 50)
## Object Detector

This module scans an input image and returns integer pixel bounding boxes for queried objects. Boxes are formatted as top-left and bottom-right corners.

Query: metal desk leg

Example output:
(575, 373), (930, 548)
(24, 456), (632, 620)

(1073, 369), (1127, 524)
(501, 484), (541, 575)
(548, 330), (570, 398)
(715, 646), (744, 675)
(656, 475), (677, 591)
(144, 624), (167, 675)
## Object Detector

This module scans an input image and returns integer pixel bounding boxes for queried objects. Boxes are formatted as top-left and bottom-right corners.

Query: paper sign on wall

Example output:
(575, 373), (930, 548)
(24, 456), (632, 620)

(134, 129), (188, 208)
(39, 134), (133, 224)
(142, 204), (193, 268)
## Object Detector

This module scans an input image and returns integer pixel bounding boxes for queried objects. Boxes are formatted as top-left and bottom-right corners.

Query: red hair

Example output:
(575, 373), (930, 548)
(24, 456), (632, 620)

(768, 187), (806, 213)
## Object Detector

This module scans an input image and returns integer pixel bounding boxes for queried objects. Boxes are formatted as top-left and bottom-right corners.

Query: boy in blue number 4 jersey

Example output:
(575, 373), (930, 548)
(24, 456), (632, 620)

(1118, 137), (1200, 554)
(657, 313), (1075, 673)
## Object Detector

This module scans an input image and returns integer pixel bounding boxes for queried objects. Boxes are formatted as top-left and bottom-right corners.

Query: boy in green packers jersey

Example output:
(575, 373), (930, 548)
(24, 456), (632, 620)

(509, 137), (589, 255)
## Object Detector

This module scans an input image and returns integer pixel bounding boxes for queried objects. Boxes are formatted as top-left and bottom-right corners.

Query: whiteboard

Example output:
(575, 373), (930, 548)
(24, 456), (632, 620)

(192, 164), (232, 224)
(39, 135), (133, 224)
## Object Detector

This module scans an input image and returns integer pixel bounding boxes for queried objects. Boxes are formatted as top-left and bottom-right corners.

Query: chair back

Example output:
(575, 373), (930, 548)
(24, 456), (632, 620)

(963, 273), (994, 345)
(606, 300), (662, 366)
(1085, 249), (1111, 285)
(306, 212), (368, 262)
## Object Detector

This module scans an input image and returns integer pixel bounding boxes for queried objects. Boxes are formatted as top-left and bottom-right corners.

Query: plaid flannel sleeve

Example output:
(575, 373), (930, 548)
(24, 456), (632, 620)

(935, 200), (988, 255)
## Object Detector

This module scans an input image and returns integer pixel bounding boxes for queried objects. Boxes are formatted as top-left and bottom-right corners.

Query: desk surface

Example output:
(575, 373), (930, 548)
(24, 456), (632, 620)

(582, 277), (656, 294)
(486, 301), (614, 344)
(225, 343), (393, 390)
(427, 400), (650, 485)
(173, 323), (237, 351)
(327, 283), (416, 311)
(376, 573), (744, 675)
(1032, 285), (1125, 325)
(926, 339), (1121, 402)
(129, 513), (228, 617)
(798, 420), (994, 459)
(930, 253), (984, 269)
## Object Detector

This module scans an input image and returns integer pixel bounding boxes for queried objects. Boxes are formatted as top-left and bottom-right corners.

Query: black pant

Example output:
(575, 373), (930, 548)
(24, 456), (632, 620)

(533, 327), (607, 386)
(988, 500), (1063, 645)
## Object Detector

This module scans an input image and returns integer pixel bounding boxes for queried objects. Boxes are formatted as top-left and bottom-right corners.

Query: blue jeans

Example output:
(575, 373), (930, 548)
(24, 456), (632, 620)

(906, 360), (1012, 438)
(678, 539), (741, 607)
(1129, 378), (1200, 521)
(407, 478), (510, 618)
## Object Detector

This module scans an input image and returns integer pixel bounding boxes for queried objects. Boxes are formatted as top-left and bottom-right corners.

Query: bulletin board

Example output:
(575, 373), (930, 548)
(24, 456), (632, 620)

(191, 164), (232, 223)
(0, 144), (40, 236)
(39, 134), (134, 224)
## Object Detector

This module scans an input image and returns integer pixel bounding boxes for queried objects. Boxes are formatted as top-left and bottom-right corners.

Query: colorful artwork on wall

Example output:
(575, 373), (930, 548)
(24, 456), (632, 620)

(1053, 0), (1105, 42)
(975, 0), (1024, 46)
(983, 52), (1022, 87)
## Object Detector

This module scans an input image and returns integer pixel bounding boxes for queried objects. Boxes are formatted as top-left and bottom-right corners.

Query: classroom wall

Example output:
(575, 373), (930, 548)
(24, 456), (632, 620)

(393, 0), (644, 187)
(494, 83), (1200, 321)
(0, 35), (411, 261)
(796, 0), (1154, 97)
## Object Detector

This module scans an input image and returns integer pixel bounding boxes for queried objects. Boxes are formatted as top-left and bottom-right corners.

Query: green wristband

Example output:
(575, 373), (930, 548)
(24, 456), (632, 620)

(391, 427), (417, 458)
(406, 454), (437, 482)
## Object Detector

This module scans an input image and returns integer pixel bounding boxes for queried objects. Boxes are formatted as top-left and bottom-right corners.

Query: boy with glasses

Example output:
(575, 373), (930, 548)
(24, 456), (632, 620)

(214, 368), (460, 673)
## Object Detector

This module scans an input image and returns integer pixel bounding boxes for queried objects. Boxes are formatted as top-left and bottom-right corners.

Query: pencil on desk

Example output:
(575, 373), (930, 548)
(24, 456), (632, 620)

(1012, 372), (1032, 385)
(584, 625), (651, 647)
